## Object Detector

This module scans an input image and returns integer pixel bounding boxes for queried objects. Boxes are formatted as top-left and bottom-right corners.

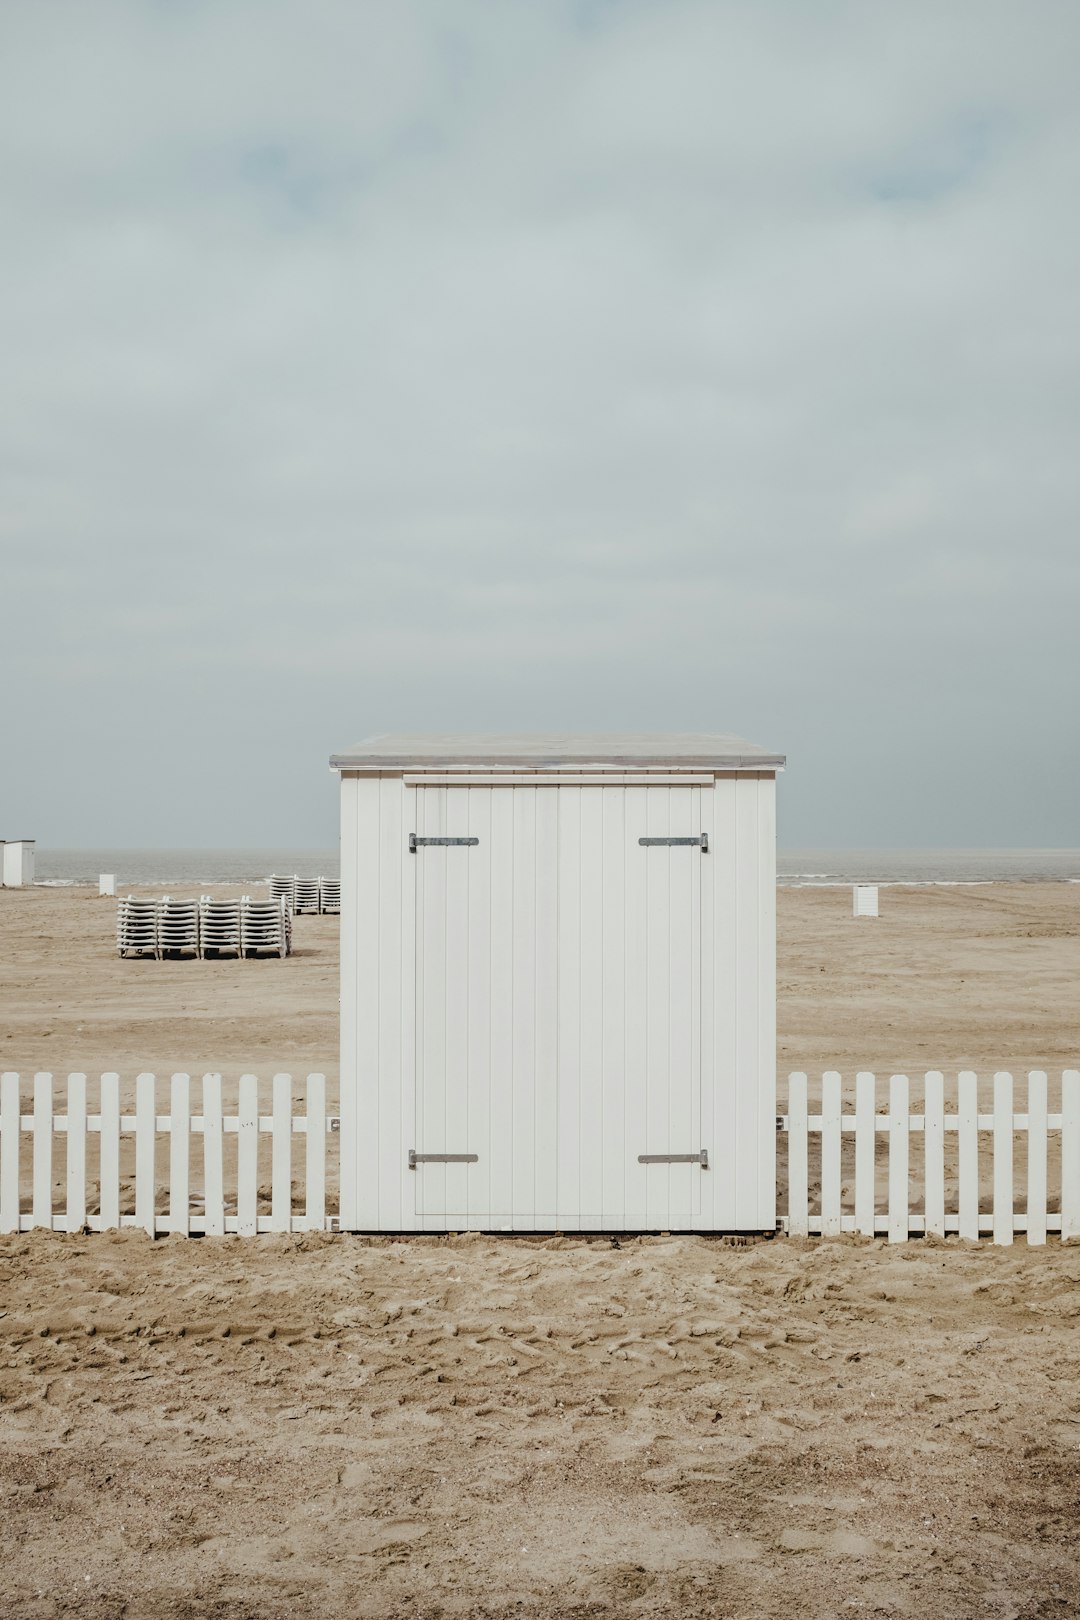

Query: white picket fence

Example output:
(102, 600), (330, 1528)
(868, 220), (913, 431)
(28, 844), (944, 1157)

(3, 1069), (1078, 1243)
(780, 1071), (1080, 1244)
(0, 1072), (338, 1235)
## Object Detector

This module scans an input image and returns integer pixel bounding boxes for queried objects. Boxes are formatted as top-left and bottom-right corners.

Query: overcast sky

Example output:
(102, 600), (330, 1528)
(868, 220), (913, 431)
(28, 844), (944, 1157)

(2, 1), (1078, 849)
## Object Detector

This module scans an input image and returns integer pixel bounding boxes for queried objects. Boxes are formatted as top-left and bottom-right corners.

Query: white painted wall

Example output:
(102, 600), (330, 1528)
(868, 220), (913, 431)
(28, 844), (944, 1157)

(2, 842), (35, 887)
(338, 772), (776, 1231)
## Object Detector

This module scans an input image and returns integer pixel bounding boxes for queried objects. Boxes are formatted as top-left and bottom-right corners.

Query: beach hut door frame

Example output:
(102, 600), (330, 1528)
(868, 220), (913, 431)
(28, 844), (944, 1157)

(410, 783), (704, 1226)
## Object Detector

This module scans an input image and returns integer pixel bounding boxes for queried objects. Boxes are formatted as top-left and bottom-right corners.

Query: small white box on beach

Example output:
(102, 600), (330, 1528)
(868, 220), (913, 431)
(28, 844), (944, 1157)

(2, 840), (35, 887)
(99, 874), (116, 897)
(331, 730), (785, 1235)
(853, 884), (879, 917)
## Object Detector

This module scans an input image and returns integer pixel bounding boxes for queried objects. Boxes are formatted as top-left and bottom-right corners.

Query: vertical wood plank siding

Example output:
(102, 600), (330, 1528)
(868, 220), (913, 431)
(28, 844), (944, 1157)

(338, 773), (360, 1229)
(339, 773), (777, 1231)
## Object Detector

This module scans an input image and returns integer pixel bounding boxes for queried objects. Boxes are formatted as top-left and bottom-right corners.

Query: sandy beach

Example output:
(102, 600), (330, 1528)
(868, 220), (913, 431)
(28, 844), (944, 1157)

(3, 880), (1079, 1087)
(2, 1230), (1078, 1619)
(1, 881), (1078, 1617)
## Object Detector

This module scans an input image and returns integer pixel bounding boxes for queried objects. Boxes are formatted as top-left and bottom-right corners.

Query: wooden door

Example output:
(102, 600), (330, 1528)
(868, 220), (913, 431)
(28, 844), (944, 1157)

(632, 784), (704, 1227)
(411, 784), (705, 1227)
(556, 785), (704, 1226)
(411, 785), (559, 1223)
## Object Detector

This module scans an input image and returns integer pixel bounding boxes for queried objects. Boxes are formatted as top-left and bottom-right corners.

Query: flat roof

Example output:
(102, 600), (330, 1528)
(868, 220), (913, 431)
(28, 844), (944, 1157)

(330, 732), (785, 772)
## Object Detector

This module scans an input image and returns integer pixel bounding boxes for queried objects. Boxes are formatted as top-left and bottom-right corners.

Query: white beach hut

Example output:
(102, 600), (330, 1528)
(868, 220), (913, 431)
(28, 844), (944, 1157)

(2, 840), (35, 887)
(331, 733), (785, 1233)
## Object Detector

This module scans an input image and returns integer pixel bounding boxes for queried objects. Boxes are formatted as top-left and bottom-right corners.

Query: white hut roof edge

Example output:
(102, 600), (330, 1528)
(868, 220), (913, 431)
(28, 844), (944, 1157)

(330, 732), (785, 772)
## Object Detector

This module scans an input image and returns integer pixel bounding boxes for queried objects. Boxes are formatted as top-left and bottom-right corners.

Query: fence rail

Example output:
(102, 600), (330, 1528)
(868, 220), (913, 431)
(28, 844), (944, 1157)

(3, 1070), (1078, 1243)
(780, 1071), (1080, 1244)
(0, 1072), (338, 1236)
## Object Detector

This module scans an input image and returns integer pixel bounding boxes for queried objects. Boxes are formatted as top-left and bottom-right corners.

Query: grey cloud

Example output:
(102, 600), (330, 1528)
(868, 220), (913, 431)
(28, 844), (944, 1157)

(1, 1), (1078, 847)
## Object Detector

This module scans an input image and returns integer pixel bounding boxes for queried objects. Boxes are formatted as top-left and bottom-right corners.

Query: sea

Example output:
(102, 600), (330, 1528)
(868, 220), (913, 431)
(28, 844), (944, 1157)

(28, 847), (1080, 888)
(34, 850), (339, 888)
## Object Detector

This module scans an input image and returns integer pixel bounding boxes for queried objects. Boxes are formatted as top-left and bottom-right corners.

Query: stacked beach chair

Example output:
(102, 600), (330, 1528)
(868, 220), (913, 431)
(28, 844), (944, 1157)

(198, 896), (242, 958)
(116, 896), (159, 958)
(158, 895), (200, 958)
(240, 894), (291, 958)
(269, 874), (339, 915)
(269, 874), (297, 911)
(294, 877), (321, 914)
(116, 894), (295, 959)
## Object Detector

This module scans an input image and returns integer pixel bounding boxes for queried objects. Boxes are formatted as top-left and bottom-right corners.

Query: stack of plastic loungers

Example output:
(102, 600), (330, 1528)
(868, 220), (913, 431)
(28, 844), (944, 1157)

(294, 878), (321, 914)
(240, 895), (290, 958)
(158, 895), (200, 958)
(319, 878), (340, 914)
(116, 896), (159, 958)
(199, 895), (242, 958)
(269, 874), (297, 911)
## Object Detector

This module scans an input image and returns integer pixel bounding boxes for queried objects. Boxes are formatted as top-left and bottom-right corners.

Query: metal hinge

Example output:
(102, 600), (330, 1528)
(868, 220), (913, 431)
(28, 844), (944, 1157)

(638, 1149), (709, 1168)
(329, 1116), (340, 1133)
(639, 834), (708, 852)
(408, 1150), (480, 1168)
(409, 835), (480, 852)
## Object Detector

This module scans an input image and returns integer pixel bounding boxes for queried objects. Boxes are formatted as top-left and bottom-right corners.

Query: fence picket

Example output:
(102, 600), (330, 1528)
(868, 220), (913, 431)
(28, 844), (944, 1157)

(135, 1073), (156, 1237)
(32, 1073), (53, 1230)
(271, 1073), (291, 1232)
(66, 1073), (87, 1232)
(992, 1072), (1013, 1246)
(888, 1076), (909, 1242)
(787, 1073), (808, 1237)
(99, 1073), (120, 1229)
(854, 1072), (876, 1236)
(202, 1074), (224, 1236)
(237, 1074), (258, 1237)
(957, 1071), (979, 1241)
(306, 1073), (326, 1230)
(1026, 1071), (1047, 1247)
(923, 1071), (945, 1238)
(821, 1071), (842, 1236)
(1, 1073), (19, 1233)
(169, 1074), (190, 1237)
(1063, 1071), (1080, 1242)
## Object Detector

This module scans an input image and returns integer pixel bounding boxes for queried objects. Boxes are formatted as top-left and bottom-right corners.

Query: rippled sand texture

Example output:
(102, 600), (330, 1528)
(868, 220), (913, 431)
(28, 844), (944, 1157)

(2, 1230), (1078, 1619)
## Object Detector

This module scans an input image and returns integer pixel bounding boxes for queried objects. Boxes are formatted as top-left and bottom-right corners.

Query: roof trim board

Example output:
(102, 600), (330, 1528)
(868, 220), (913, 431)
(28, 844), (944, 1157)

(330, 732), (785, 774)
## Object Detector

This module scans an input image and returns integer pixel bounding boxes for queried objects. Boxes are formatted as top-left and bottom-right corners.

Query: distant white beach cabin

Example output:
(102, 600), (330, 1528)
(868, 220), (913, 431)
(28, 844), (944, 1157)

(331, 733), (785, 1233)
(2, 840), (35, 887)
